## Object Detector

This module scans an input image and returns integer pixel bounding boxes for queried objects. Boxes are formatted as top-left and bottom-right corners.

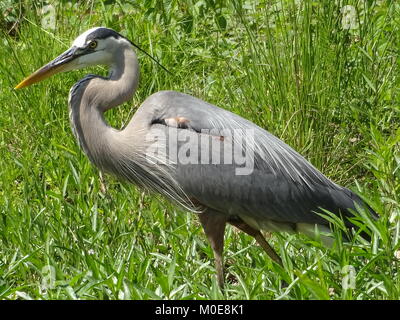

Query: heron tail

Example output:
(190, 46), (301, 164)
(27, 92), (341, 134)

(341, 187), (379, 241)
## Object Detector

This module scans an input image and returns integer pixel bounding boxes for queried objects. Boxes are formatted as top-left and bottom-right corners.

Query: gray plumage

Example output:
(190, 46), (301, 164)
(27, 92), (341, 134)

(17, 27), (378, 288)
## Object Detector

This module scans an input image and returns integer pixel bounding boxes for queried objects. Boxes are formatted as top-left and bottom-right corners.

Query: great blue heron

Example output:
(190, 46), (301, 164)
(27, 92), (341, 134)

(15, 27), (377, 288)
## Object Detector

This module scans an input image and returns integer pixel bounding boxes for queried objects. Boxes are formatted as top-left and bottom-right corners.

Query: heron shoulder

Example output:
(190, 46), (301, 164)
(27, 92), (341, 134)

(142, 90), (208, 108)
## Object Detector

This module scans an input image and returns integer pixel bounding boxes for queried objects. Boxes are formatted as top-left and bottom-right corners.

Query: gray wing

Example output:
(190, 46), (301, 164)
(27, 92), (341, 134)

(129, 90), (376, 226)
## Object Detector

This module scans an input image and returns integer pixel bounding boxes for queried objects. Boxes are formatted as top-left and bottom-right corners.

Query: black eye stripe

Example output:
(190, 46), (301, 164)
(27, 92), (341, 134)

(85, 28), (123, 42)
(77, 27), (171, 74)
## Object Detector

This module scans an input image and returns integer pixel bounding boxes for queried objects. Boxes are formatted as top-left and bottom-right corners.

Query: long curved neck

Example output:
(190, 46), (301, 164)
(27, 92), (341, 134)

(68, 45), (139, 172)
(100, 47), (140, 111)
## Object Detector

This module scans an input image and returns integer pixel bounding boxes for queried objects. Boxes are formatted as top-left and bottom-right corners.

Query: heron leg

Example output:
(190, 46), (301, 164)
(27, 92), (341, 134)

(229, 219), (283, 267)
(198, 211), (227, 289)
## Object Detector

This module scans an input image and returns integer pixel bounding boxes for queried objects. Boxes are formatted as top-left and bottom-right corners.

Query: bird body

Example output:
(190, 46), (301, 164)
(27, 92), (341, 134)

(15, 27), (377, 287)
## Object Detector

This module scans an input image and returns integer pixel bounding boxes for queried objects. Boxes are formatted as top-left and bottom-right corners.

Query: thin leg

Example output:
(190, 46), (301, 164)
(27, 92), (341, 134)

(229, 219), (283, 267)
(198, 211), (227, 289)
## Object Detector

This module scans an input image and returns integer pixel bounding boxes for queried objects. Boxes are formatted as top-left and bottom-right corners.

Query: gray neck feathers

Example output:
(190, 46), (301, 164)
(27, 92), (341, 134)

(68, 46), (139, 172)
(68, 46), (196, 211)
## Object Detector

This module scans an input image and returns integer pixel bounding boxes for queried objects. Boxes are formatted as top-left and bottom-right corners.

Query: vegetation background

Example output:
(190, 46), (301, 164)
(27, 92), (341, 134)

(0, 0), (399, 299)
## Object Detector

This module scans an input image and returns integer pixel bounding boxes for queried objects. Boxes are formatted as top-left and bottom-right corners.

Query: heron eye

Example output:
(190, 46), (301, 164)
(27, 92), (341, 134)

(88, 40), (97, 49)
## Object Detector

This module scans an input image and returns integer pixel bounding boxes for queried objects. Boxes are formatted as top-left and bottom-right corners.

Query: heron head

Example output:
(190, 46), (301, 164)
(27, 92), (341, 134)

(15, 27), (132, 89)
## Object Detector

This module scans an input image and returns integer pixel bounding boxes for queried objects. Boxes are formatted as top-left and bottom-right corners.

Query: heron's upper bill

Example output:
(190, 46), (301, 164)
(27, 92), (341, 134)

(14, 47), (78, 89)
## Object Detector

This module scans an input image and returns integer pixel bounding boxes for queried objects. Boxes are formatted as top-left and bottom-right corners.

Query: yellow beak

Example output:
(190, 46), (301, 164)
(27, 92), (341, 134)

(14, 47), (77, 89)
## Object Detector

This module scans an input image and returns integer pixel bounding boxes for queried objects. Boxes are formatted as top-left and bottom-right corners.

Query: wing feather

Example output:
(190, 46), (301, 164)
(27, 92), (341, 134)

(126, 90), (376, 225)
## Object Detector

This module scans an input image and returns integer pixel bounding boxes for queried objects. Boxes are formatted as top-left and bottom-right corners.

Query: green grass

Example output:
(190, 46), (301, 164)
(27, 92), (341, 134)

(0, 0), (399, 299)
